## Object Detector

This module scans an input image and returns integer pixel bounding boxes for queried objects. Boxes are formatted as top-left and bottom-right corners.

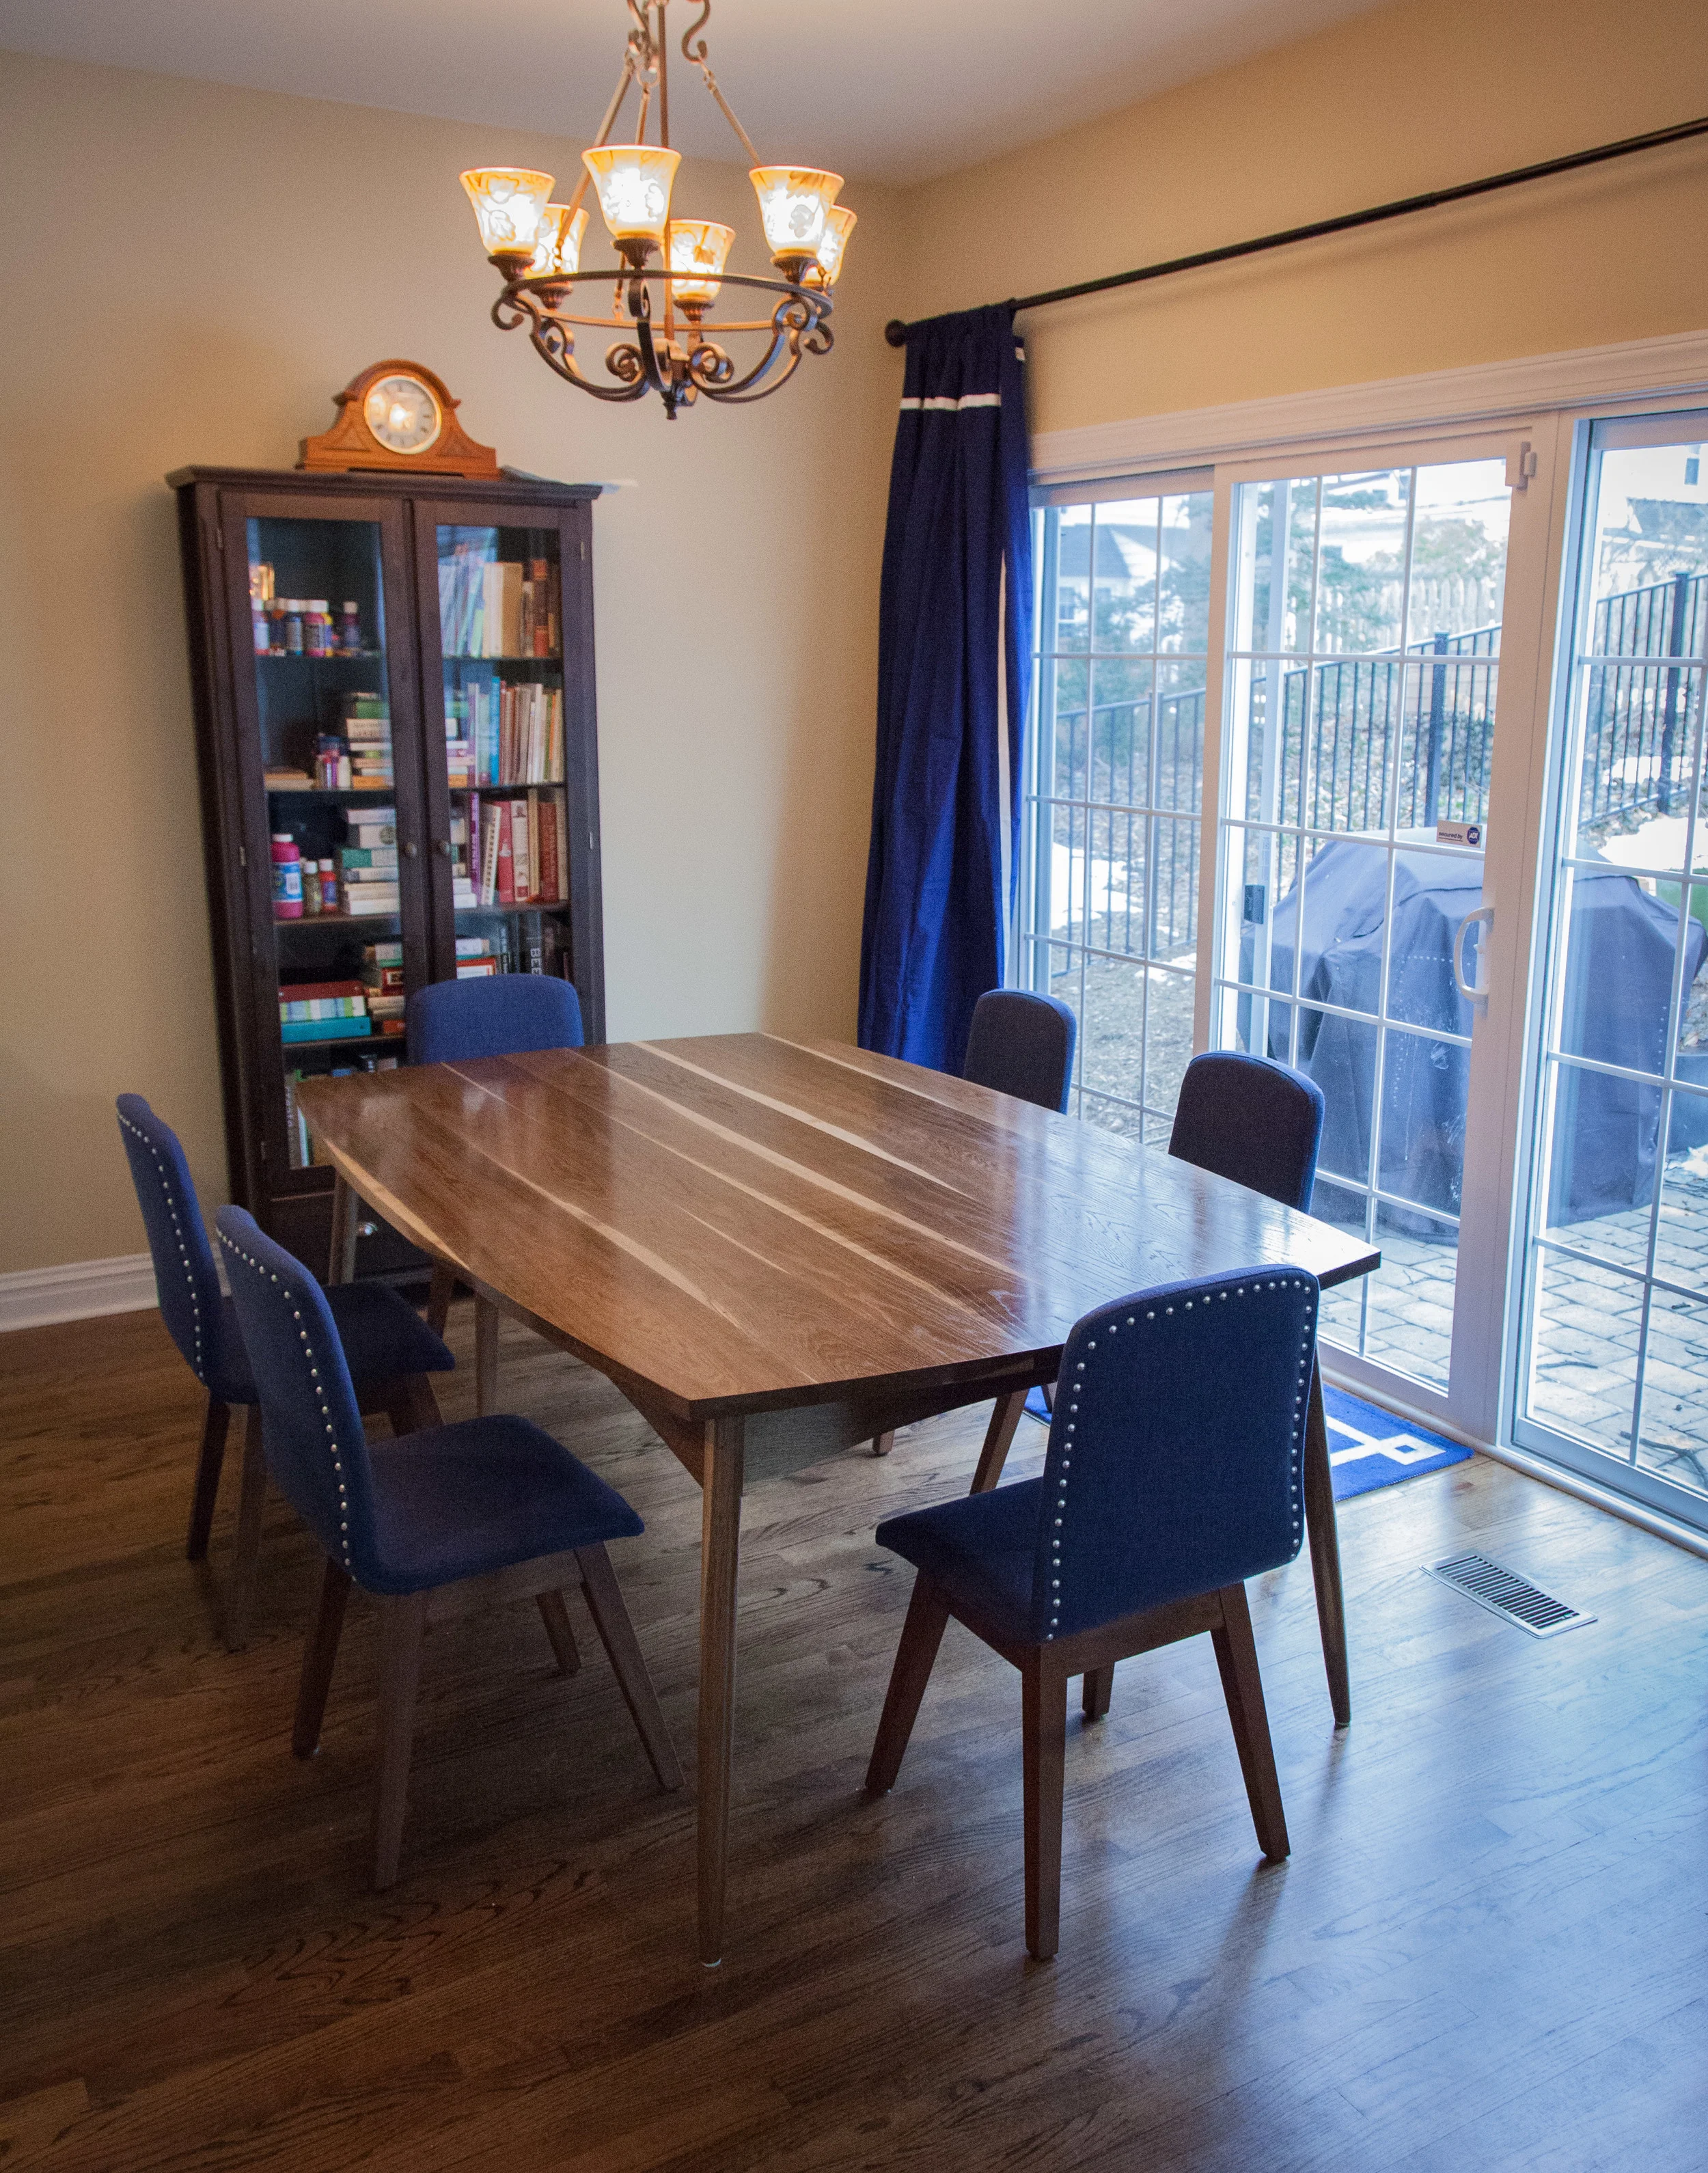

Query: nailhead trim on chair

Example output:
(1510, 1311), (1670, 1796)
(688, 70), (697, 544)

(119, 1109), (205, 1385)
(1043, 1275), (1317, 1640)
(218, 1230), (353, 1571)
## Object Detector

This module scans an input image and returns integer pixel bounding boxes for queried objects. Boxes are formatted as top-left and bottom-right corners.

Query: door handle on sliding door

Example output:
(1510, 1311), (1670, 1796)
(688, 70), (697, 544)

(1453, 905), (1495, 1004)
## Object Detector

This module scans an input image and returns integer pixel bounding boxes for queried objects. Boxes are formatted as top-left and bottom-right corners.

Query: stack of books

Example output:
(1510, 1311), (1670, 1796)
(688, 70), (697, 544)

(279, 979), (370, 1043)
(450, 805), (478, 910)
(344, 693), (393, 788)
(439, 547), (561, 657)
(474, 790), (570, 908)
(342, 805), (399, 916)
(454, 680), (564, 786)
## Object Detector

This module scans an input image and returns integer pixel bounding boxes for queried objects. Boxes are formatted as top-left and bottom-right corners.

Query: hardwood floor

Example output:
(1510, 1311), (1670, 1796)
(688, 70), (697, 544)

(3, 1302), (1705, 2171)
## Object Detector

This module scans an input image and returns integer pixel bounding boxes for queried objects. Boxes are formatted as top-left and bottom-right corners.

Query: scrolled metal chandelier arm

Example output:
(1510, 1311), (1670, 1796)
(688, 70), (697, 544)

(462, 0), (851, 419)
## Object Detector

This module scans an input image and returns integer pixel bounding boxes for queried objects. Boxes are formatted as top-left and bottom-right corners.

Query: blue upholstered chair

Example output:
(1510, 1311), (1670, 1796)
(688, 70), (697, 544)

(215, 1205), (680, 1888)
(407, 974), (586, 1341)
(963, 989), (1077, 1115)
(866, 1266), (1318, 1959)
(117, 1094), (454, 1649)
(1168, 1050), (1326, 1213)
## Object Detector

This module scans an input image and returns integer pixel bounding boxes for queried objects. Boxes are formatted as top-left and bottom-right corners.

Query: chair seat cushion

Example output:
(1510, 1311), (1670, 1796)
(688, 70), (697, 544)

(877, 1480), (1045, 1648)
(362, 1414), (644, 1595)
(208, 1281), (454, 1405)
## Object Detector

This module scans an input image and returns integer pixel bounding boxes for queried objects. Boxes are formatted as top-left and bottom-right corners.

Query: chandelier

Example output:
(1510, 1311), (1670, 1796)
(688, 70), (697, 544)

(460, 1), (853, 420)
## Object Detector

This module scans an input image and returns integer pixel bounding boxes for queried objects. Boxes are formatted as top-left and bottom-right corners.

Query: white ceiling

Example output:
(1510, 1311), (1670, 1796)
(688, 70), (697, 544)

(0, 0), (1390, 186)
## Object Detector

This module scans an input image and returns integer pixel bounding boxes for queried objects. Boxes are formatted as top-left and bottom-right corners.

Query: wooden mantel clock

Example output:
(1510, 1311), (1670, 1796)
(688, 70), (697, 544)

(298, 359), (499, 478)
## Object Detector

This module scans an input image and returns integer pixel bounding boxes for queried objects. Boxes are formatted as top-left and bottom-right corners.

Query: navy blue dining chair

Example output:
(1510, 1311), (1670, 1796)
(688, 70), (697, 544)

(1168, 1050), (1326, 1214)
(866, 1266), (1318, 1960)
(117, 1094), (455, 1649)
(963, 989), (1077, 1114)
(407, 975), (586, 1345)
(216, 1205), (680, 1889)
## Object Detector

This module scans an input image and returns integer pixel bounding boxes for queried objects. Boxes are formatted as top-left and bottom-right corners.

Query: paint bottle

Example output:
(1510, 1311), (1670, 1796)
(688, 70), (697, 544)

(305, 601), (331, 657)
(271, 834), (303, 918)
(284, 601), (305, 655)
(301, 859), (322, 915)
(320, 859), (339, 913)
(340, 601), (362, 653)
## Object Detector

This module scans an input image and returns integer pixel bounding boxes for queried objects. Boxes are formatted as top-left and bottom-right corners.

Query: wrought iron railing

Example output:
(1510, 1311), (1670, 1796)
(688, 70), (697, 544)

(1578, 570), (1708, 830)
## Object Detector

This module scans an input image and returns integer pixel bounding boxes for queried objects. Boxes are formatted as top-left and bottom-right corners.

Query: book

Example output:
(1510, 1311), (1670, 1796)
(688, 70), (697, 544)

(340, 847), (398, 871)
(509, 796), (532, 901)
(456, 954), (499, 977)
(279, 996), (367, 1022)
(495, 802), (515, 905)
(281, 1015), (370, 1043)
(535, 794), (560, 905)
(363, 940), (403, 965)
(345, 887), (400, 916)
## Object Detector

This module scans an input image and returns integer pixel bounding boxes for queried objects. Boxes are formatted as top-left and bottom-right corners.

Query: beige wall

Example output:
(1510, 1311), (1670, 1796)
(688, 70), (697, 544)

(0, 52), (903, 1274)
(897, 0), (1708, 435)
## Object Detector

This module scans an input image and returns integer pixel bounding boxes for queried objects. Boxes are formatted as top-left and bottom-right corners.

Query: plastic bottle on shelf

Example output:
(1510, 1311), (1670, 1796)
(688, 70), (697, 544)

(284, 601), (304, 655)
(271, 834), (303, 918)
(302, 859), (322, 914)
(305, 601), (331, 657)
(268, 600), (288, 654)
(252, 603), (269, 656)
(340, 601), (361, 653)
(320, 859), (339, 913)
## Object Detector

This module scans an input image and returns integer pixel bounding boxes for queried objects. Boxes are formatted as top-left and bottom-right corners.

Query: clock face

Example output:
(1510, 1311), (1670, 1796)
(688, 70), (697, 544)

(363, 374), (442, 455)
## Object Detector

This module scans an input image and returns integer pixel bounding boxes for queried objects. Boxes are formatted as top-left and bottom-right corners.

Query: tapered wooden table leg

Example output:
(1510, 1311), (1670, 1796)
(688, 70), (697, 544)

(474, 1296), (499, 1417)
(328, 1174), (359, 1285)
(970, 1389), (1028, 1494)
(1303, 1356), (1351, 1727)
(697, 1414), (745, 1967)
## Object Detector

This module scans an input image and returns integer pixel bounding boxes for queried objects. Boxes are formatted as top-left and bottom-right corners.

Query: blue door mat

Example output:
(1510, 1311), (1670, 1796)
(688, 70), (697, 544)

(1024, 1380), (1472, 1501)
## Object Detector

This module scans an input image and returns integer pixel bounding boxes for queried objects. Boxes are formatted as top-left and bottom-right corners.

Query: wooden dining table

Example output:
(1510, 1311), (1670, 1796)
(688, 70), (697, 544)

(297, 1031), (1379, 1963)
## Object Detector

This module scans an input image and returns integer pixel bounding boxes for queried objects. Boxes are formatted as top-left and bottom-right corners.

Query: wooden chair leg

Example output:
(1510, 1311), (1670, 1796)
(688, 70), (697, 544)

(1303, 1356), (1351, 1727)
(865, 1574), (952, 1794)
(385, 1376), (443, 1436)
(474, 1296), (500, 1417)
(186, 1396), (231, 1562)
(293, 1557), (352, 1757)
(372, 1591), (428, 1890)
(970, 1389), (1028, 1494)
(870, 1430), (896, 1458)
(225, 1404), (268, 1652)
(1081, 1666), (1113, 1722)
(1022, 1650), (1068, 1961)
(575, 1544), (682, 1790)
(425, 1262), (456, 1337)
(536, 1589), (581, 1676)
(1211, 1583), (1290, 1862)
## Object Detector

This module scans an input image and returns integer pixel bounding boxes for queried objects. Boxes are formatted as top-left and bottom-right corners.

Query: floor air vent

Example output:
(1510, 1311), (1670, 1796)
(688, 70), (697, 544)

(1427, 1552), (1595, 1638)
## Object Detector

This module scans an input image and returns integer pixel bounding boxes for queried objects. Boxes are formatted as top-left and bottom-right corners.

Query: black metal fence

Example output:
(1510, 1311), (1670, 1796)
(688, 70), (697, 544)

(1578, 570), (1708, 830)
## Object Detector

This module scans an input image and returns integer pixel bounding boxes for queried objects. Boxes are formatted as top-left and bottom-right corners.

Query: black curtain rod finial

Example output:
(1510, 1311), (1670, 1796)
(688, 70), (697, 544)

(885, 318), (908, 346)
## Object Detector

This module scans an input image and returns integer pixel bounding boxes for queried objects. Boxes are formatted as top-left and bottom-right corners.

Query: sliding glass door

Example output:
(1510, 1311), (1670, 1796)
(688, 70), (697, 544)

(1514, 411), (1708, 1531)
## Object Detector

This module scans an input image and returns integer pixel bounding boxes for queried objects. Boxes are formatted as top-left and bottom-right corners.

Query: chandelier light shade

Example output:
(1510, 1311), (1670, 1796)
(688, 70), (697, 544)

(581, 144), (682, 249)
(749, 166), (843, 274)
(460, 1), (851, 419)
(667, 219), (736, 308)
(529, 203), (590, 279)
(460, 168), (556, 266)
(815, 204), (857, 288)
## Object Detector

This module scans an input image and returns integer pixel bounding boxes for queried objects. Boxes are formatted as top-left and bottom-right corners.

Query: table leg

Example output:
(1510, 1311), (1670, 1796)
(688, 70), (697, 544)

(1303, 1355), (1351, 1728)
(328, 1175), (359, 1285)
(474, 1296), (499, 1417)
(970, 1389), (1028, 1494)
(697, 1414), (745, 1967)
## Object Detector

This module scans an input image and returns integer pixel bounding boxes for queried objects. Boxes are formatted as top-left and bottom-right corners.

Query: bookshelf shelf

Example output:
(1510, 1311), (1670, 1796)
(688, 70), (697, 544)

(171, 463), (606, 1280)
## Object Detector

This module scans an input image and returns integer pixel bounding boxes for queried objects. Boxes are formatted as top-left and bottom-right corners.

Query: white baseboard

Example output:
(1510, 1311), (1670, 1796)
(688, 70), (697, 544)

(0, 1254), (159, 1333)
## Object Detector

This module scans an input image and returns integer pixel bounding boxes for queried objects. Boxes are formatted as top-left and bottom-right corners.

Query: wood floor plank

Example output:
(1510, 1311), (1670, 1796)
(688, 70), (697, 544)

(2, 1302), (1705, 2170)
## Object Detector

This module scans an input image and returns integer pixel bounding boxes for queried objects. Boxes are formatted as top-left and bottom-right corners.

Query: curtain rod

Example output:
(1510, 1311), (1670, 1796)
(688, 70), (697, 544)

(881, 112), (1708, 347)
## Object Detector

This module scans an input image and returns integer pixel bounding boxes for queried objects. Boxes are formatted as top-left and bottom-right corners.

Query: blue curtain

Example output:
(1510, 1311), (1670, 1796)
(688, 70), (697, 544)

(858, 303), (1033, 1074)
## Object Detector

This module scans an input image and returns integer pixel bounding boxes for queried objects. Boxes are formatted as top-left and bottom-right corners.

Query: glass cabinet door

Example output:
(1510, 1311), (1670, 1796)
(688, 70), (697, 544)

(224, 493), (426, 1184)
(417, 512), (582, 995)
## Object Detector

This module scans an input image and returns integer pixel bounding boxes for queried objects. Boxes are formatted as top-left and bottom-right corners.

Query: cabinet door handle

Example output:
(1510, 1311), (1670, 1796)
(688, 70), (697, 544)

(402, 840), (418, 859)
(436, 838), (452, 857)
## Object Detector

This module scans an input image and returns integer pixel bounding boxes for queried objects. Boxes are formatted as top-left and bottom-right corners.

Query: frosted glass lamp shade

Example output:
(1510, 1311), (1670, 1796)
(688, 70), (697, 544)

(749, 166), (842, 269)
(581, 145), (680, 246)
(814, 204), (856, 287)
(460, 167), (555, 260)
(529, 203), (589, 278)
(667, 219), (735, 306)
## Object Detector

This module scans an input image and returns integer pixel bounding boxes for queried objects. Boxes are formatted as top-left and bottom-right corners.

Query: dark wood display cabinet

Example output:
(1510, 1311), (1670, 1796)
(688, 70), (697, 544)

(169, 465), (605, 1279)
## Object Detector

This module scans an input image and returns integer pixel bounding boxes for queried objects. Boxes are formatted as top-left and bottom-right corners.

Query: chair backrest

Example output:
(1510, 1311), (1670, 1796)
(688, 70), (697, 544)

(409, 974), (584, 1066)
(1168, 1051), (1325, 1213)
(1032, 1267), (1319, 1641)
(215, 1205), (381, 1585)
(962, 990), (1077, 1114)
(115, 1094), (228, 1391)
